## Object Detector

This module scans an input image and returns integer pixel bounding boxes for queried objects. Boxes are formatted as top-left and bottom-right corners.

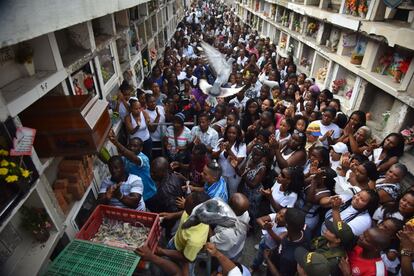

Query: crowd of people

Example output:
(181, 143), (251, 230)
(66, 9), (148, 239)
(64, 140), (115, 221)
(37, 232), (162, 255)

(98, 1), (414, 275)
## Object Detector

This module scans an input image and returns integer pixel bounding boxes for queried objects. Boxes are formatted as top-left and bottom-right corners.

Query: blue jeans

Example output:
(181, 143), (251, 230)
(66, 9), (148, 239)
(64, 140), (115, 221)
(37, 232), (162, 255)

(252, 238), (270, 268)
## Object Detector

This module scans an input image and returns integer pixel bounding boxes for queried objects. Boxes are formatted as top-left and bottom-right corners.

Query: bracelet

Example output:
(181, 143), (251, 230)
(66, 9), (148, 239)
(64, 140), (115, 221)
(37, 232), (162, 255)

(401, 249), (414, 257)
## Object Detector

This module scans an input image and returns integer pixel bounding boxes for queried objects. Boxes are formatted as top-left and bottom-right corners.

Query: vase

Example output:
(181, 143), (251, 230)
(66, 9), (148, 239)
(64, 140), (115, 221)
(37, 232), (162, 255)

(23, 61), (35, 76)
(33, 228), (50, 243)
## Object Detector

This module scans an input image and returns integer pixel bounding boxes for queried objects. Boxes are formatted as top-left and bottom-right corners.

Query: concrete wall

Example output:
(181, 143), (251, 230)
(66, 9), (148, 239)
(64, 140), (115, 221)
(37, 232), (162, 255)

(0, 0), (149, 48)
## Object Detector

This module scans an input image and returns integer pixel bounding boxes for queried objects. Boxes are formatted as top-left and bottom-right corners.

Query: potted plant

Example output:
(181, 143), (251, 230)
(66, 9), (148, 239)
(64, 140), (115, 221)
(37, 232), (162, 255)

(0, 149), (32, 190)
(20, 206), (52, 243)
(14, 42), (35, 76)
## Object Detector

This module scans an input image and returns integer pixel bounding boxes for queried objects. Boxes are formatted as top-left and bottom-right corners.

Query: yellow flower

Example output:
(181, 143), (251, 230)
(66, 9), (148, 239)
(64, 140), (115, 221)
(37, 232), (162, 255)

(1, 159), (9, 167)
(0, 168), (8, 175)
(0, 149), (9, 156)
(21, 169), (30, 178)
(9, 162), (16, 167)
(5, 175), (18, 183)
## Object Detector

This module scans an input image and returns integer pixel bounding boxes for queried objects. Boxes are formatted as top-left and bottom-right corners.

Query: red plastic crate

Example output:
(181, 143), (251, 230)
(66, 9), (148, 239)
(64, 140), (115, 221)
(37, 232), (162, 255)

(76, 205), (160, 269)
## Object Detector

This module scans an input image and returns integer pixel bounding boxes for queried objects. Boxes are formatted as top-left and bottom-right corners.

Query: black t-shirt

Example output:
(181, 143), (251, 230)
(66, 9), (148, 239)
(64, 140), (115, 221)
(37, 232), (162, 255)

(267, 231), (310, 276)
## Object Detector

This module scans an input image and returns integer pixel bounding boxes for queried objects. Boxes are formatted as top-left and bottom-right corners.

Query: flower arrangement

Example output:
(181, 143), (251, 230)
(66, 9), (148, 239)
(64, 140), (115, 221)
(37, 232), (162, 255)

(307, 22), (318, 36)
(393, 57), (411, 83)
(21, 206), (52, 242)
(293, 20), (301, 32)
(332, 79), (347, 93)
(401, 126), (414, 145)
(316, 66), (328, 82)
(0, 149), (31, 184)
(346, 0), (358, 16)
(345, 88), (353, 99)
(358, 0), (368, 17)
(381, 110), (391, 129)
(279, 37), (287, 49)
(375, 52), (393, 74)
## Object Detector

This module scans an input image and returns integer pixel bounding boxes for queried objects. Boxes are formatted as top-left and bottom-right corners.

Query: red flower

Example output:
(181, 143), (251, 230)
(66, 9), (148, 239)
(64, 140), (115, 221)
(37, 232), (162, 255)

(399, 58), (411, 74)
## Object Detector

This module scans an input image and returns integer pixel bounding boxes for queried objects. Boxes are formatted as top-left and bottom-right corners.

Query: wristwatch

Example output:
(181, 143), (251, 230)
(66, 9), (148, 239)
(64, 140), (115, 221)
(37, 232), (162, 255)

(400, 249), (414, 257)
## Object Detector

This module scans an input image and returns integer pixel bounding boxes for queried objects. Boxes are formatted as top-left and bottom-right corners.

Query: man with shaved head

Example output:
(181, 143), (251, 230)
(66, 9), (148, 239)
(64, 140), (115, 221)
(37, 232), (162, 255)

(341, 228), (391, 276)
(150, 157), (185, 214)
(210, 193), (250, 261)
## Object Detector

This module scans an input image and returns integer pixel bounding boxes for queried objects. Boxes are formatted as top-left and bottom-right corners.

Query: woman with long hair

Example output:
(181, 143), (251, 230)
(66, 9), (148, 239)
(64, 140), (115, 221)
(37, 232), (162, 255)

(320, 189), (379, 236)
(260, 166), (304, 212)
(373, 190), (414, 223)
(212, 125), (246, 195)
(367, 133), (405, 174)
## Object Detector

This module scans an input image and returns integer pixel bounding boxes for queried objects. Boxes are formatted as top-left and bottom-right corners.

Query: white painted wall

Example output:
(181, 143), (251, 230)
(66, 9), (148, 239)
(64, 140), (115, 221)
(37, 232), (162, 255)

(0, 0), (149, 48)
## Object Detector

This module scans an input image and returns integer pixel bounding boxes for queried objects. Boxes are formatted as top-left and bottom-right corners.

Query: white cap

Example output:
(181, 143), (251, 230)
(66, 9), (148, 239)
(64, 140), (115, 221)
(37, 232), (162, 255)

(331, 142), (348, 154)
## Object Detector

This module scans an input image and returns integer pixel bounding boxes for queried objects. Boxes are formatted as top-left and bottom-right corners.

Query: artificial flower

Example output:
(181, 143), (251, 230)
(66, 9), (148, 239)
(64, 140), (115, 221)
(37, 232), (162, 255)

(9, 162), (16, 167)
(21, 168), (30, 178)
(1, 159), (9, 167)
(5, 175), (18, 183)
(0, 168), (8, 175)
(0, 149), (9, 156)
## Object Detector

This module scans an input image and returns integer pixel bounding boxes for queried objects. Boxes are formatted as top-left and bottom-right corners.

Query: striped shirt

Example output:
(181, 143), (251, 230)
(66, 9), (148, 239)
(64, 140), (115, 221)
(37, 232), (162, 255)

(99, 174), (145, 211)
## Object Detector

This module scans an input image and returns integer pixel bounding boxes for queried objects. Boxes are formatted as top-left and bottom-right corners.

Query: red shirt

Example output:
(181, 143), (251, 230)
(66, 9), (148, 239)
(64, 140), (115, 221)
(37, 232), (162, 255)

(348, 245), (387, 276)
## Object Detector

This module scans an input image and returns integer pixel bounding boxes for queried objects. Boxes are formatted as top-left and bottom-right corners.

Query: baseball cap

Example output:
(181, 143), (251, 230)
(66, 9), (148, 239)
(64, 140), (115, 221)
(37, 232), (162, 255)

(306, 121), (322, 137)
(295, 247), (330, 276)
(331, 142), (349, 154)
(324, 219), (354, 246)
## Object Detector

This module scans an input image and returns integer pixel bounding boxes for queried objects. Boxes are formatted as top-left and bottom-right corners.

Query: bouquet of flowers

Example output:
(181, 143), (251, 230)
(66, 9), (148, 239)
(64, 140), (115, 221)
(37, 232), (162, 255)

(346, 0), (358, 15)
(0, 149), (31, 184)
(307, 22), (318, 36)
(332, 79), (347, 93)
(358, 0), (368, 17)
(401, 126), (414, 145)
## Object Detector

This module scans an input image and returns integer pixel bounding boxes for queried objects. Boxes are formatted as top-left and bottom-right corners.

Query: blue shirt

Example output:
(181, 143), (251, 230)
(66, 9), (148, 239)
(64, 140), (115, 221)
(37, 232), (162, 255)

(204, 177), (228, 202)
(123, 152), (157, 201)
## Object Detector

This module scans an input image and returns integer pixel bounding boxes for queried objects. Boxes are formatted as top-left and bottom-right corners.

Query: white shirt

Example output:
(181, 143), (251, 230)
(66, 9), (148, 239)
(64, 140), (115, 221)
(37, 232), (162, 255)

(183, 45), (196, 58)
(210, 211), (250, 259)
(145, 106), (165, 142)
(373, 206), (404, 223)
(229, 96), (249, 113)
(184, 75), (198, 87)
(214, 139), (247, 177)
(262, 213), (287, 248)
(334, 173), (361, 197)
(191, 126), (219, 149)
(236, 56), (248, 67)
(322, 194), (372, 236)
(314, 120), (341, 148)
(270, 182), (297, 212)
(382, 252), (400, 274)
